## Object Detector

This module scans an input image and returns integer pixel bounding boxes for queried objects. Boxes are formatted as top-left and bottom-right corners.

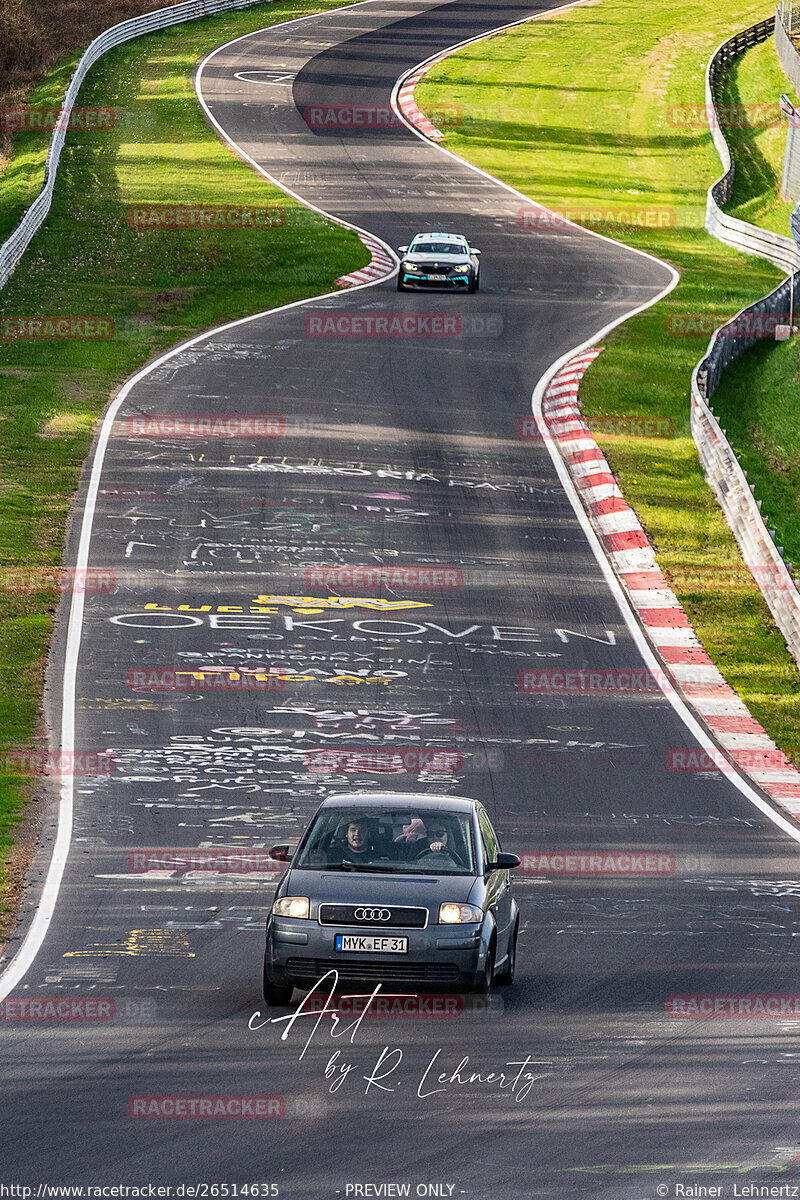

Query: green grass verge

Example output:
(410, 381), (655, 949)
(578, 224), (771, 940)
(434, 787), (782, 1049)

(416, 2), (800, 752)
(0, 0), (369, 913)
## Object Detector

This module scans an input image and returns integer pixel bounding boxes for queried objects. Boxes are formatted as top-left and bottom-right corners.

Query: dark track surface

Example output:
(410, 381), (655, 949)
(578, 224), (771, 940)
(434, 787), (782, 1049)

(3, 1), (800, 1196)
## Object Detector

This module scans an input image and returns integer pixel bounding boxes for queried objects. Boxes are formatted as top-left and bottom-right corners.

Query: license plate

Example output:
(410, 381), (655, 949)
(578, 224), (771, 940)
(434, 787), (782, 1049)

(423, 274), (447, 281)
(335, 934), (408, 954)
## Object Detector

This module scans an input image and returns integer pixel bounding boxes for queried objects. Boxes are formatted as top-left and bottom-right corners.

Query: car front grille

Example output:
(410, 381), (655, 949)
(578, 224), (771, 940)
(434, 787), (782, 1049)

(286, 957), (460, 983)
(318, 904), (427, 928)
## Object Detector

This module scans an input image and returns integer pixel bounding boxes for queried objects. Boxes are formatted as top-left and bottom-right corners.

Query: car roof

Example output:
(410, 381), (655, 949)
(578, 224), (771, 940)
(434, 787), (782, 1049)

(318, 792), (479, 814)
(410, 232), (467, 243)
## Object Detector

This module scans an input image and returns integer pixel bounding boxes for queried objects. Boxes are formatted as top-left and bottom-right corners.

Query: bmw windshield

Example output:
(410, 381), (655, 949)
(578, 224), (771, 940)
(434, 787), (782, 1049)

(292, 807), (477, 874)
(410, 242), (466, 255)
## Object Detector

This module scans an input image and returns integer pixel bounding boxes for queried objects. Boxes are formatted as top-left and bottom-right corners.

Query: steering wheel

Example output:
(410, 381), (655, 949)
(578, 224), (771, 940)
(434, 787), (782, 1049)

(414, 848), (464, 868)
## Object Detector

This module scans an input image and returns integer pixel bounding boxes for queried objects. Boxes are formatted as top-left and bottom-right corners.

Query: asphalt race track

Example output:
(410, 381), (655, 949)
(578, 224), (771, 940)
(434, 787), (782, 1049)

(3, 1), (800, 1195)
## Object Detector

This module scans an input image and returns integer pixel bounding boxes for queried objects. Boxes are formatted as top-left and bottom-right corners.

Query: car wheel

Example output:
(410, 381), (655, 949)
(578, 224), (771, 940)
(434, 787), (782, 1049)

(495, 919), (518, 986)
(263, 958), (294, 1007)
(473, 270), (480, 292)
(396, 274), (406, 292)
(475, 939), (495, 997)
(466, 275), (477, 294)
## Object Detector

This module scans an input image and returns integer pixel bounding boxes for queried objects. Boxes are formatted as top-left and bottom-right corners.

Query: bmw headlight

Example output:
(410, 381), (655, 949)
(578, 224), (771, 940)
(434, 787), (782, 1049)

(453, 264), (470, 273)
(439, 902), (483, 924)
(273, 896), (310, 918)
(403, 261), (422, 272)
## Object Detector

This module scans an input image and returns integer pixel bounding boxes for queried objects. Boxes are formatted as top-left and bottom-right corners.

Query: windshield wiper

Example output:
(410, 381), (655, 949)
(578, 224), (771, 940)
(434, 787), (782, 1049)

(328, 861), (401, 873)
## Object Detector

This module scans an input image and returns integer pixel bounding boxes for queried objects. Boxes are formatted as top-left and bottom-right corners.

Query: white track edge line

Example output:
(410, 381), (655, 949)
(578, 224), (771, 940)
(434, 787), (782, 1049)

(389, 9), (800, 845)
(0, 0), (407, 999)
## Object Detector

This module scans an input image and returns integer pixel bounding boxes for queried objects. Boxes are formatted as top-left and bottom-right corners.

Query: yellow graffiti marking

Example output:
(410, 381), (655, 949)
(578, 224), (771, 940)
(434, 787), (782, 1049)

(64, 929), (195, 958)
(145, 596), (432, 615)
(254, 594), (431, 612)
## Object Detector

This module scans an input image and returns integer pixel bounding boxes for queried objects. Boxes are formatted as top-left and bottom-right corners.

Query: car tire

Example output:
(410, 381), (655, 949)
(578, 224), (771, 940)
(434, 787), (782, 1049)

(475, 939), (495, 997)
(263, 958), (294, 1007)
(466, 275), (477, 294)
(495, 919), (518, 986)
(473, 270), (480, 292)
(396, 275), (406, 292)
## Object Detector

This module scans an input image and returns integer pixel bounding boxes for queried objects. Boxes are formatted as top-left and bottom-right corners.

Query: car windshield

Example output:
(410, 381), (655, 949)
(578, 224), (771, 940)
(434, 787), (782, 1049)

(292, 808), (476, 874)
(410, 242), (465, 255)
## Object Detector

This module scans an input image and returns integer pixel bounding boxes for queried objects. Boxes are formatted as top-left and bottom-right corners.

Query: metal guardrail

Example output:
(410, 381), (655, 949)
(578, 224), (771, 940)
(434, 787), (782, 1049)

(0, 0), (272, 291)
(705, 17), (800, 271)
(692, 18), (800, 668)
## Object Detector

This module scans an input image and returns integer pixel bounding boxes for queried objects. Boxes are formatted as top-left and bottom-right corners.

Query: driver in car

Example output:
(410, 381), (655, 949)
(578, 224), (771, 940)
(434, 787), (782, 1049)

(414, 821), (464, 867)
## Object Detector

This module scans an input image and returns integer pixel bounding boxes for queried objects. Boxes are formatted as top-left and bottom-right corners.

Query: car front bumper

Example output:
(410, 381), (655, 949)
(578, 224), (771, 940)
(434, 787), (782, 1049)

(265, 916), (486, 991)
(400, 272), (473, 289)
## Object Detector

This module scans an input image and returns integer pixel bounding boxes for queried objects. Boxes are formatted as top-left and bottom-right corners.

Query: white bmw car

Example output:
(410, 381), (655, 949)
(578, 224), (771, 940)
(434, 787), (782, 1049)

(396, 232), (481, 293)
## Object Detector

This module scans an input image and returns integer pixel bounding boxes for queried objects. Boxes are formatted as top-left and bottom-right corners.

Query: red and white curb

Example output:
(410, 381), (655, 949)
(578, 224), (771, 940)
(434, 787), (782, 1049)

(336, 233), (396, 287)
(396, 58), (448, 140)
(542, 349), (800, 818)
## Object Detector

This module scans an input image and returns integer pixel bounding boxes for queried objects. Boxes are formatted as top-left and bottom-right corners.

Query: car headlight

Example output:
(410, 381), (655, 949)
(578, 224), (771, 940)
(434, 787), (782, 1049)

(403, 261), (421, 271)
(453, 264), (470, 272)
(273, 896), (310, 918)
(438, 902), (483, 924)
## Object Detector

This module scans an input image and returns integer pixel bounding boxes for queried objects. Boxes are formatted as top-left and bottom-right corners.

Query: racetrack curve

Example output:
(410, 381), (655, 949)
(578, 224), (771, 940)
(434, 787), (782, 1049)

(3, 1), (800, 1195)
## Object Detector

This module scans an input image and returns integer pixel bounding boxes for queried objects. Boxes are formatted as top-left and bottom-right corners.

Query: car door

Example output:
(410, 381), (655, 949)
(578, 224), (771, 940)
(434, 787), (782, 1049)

(477, 808), (512, 952)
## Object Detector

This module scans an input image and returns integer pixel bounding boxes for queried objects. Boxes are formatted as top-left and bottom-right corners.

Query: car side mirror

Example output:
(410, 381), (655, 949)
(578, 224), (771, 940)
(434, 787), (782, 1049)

(487, 852), (520, 871)
(397, 245), (409, 253)
(269, 844), (293, 862)
(471, 248), (481, 255)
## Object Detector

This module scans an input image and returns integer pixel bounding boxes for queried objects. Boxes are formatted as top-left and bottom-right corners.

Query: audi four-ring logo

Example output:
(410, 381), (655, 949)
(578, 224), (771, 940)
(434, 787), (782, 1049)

(354, 907), (391, 921)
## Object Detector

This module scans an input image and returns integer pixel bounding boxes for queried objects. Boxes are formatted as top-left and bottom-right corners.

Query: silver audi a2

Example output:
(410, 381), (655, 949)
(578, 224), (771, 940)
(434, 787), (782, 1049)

(262, 792), (520, 1005)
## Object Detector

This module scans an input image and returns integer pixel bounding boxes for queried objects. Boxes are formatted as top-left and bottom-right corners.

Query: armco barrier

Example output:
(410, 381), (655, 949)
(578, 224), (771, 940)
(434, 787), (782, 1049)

(705, 17), (800, 271)
(693, 19), (800, 669)
(0, 0), (273, 291)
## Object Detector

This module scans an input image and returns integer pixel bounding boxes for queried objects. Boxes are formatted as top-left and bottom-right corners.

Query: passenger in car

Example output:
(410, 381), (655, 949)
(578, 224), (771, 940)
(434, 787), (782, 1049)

(332, 817), (377, 864)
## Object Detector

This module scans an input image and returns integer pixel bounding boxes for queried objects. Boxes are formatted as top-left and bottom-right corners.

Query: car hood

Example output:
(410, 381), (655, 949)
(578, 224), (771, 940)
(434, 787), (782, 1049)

(283, 867), (479, 911)
(403, 251), (472, 264)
